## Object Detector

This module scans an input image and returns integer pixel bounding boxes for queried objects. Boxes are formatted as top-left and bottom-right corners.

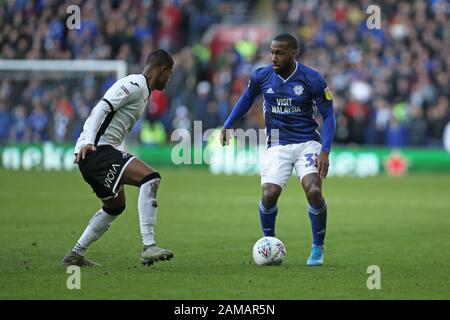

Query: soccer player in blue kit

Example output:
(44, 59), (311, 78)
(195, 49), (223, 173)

(220, 34), (336, 266)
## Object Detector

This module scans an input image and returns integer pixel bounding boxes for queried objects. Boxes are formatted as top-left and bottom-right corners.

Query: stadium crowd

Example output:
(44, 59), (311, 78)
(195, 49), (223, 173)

(0, 0), (449, 149)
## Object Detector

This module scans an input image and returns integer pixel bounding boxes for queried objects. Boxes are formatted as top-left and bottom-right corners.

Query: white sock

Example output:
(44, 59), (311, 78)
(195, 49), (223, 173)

(138, 178), (160, 246)
(72, 208), (117, 255)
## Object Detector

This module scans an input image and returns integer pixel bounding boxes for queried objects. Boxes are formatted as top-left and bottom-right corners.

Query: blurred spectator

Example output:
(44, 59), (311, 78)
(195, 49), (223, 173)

(0, 101), (11, 144)
(192, 80), (221, 131)
(191, 41), (211, 82)
(345, 98), (370, 144)
(53, 91), (74, 143)
(10, 105), (28, 143)
(140, 118), (167, 146)
(373, 98), (392, 145)
(427, 96), (450, 146)
(0, 0), (448, 149)
(386, 119), (408, 148)
(27, 100), (50, 142)
(333, 96), (351, 144)
(171, 105), (191, 133)
(234, 36), (258, 62)
(71, 92), (91, 142)
(165, 47), (193, 110)
(148, 89), (170, 131)
(406, 105), (427, 146)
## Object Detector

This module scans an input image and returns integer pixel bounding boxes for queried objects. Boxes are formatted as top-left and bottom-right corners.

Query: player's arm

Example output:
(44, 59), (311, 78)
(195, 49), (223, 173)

(313, 76), (336, 179)
(76, 80), (137, 163)
(220, 71), (261, 146)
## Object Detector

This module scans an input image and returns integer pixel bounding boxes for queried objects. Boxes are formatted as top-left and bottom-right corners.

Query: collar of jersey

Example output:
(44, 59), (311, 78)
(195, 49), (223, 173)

(277, 61), (298, 83)
(142, 74), (152, 100)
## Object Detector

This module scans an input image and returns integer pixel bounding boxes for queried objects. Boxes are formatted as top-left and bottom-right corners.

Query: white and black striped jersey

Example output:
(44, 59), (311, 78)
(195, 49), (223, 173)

(74, 74), (151, 154)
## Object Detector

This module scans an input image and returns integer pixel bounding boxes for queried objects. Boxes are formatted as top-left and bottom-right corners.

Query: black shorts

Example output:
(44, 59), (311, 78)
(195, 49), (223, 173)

(77, 145), (135, 200)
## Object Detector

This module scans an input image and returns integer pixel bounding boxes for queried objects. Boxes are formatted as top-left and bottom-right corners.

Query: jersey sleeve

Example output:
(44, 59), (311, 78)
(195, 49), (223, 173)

(312, 74), (333, 110)
(312, 74), (336, 153)
(245, 69), (263, 99)
(223, 69), (262, 129)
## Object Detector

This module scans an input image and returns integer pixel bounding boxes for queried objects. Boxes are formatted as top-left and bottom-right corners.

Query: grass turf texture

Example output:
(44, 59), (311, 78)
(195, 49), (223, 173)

(0, 169), (449, 299)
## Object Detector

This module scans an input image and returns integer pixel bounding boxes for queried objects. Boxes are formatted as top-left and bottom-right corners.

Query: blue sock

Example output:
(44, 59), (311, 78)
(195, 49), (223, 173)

(259, 200), (278, 237)
(308, 200), (327, 247)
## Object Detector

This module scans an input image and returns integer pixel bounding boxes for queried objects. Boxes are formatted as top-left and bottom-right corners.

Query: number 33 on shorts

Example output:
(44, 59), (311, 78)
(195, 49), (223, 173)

(304, 153), (318, 168)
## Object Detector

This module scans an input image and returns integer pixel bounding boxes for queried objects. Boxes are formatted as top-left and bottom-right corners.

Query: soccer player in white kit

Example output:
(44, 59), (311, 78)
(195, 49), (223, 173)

(61, 49), (174, 267)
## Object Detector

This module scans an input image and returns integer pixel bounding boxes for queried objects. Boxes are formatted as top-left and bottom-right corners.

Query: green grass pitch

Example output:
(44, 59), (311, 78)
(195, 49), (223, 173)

(0, 169), (449, 299)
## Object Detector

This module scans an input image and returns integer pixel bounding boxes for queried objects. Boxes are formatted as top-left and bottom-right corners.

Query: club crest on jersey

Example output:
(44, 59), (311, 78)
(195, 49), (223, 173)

(324, 87), (332, 100)
(294, 85), (304, 96)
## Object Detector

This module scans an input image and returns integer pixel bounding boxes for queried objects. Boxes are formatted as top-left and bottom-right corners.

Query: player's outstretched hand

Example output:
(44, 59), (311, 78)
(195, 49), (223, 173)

(220, 128), (231, 146)
(315, 151), (329, 180)
(75, 144), (96, 163)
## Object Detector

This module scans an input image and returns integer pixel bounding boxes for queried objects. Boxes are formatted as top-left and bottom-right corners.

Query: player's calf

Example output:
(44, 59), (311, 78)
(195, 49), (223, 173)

(138, 172), (161, 246)
(63, 205), (125, 266)
(259, 183), (282, 237)
(138, 172), (174, 265)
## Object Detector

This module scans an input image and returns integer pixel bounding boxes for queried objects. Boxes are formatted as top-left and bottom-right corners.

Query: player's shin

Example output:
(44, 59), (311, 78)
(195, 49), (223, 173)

(259, 200), (278, 237)
(308, 200), (327, 247)
(72, 207), (122, 255)
(138, 173), (161, 246)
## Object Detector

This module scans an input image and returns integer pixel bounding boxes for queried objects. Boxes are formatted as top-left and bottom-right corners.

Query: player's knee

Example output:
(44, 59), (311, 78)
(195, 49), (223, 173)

(102, 205), (126, 216)
(262, 186), (281, 208)
(139, 172), (161, 189)
(139, 172), (161, 205)
(306, 185), (322, 205)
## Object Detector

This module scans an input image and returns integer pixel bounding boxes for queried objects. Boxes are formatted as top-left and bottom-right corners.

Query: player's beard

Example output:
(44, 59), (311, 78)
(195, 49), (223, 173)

(275, 61), (295, 77)
(156, 78), (169, 90)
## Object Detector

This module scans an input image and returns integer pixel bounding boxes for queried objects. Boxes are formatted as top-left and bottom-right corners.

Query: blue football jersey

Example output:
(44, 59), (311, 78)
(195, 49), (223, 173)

(234, 61), (334, 148)
(248, 62), (332, 147)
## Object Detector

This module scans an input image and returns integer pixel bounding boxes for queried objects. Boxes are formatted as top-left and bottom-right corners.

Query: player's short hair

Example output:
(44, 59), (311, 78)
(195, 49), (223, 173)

(272, 34), (298, 50)
(145, 49), (174, 68)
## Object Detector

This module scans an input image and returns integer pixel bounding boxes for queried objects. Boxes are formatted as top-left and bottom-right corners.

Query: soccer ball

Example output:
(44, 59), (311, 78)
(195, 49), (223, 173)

(252, 236), (286, 266)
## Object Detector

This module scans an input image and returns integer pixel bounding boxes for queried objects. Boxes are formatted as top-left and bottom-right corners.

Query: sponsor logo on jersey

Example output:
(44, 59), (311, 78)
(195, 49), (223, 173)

(324, 87), (332, 100)
(116, 86), (129, 97)
(271, 98), (302, 114)
(121, 86), (130, 94)
(294, 85), (304, 96)
(276, 98), (292, 106)
(271, 106), (302, 114)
